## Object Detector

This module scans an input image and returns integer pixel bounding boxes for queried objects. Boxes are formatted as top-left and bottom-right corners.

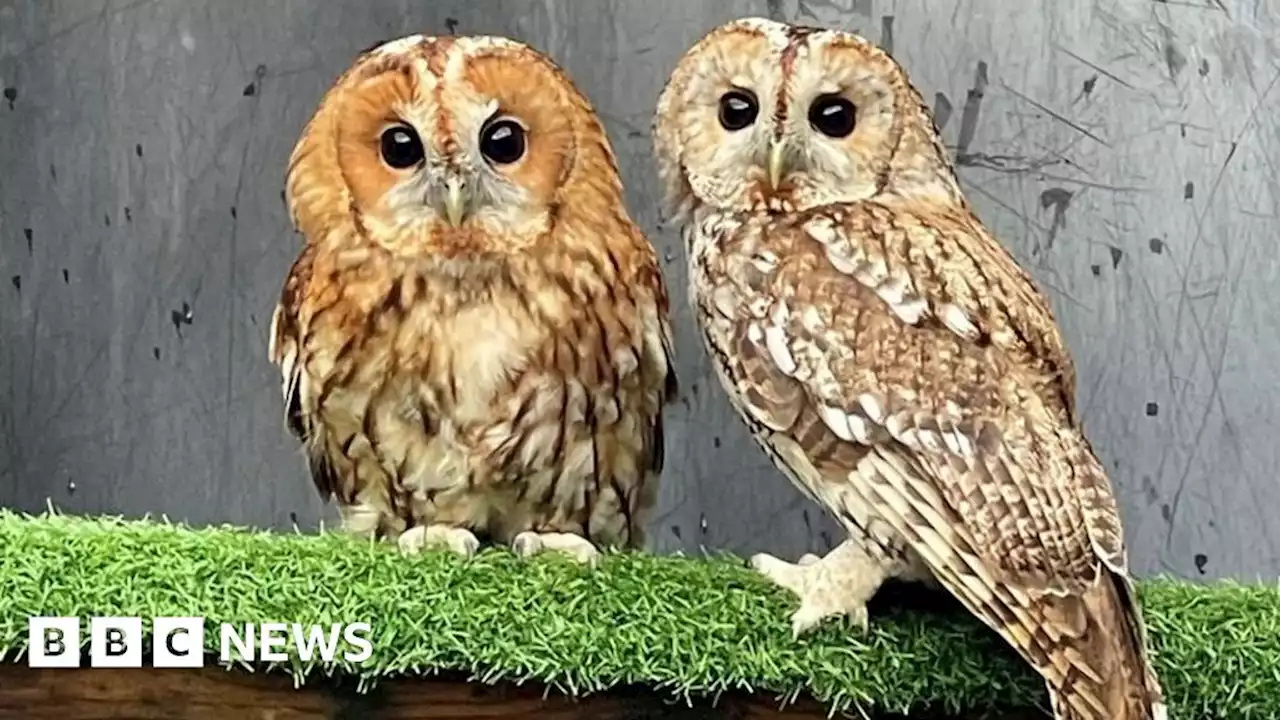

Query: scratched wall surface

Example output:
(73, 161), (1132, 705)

(0, 0), (1276, 581)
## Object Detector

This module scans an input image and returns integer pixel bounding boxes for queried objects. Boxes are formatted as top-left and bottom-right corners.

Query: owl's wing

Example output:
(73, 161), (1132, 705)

(268, 241), (340, 500)
(714, 201), (1153, 717)
(648, 314), (679, 476)
(648, 264), (681, 477)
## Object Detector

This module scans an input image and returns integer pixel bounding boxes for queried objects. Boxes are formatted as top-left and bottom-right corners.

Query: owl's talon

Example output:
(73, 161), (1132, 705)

(851, 606), (869, 633)
(397, 524), (480, 559)
(752, 543), (884, 639)
(511, 532), (543, 557)
(790, 602), (826, 638)
(512, 531), (602, 567)
(790, 600), (869, 639)
(750, 552), (809, 595)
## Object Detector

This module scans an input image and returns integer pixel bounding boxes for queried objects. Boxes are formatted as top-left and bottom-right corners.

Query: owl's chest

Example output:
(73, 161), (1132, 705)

(684, 213), (782, 349)
(303, 274), (545, 434)
(408, 300), (538, 421)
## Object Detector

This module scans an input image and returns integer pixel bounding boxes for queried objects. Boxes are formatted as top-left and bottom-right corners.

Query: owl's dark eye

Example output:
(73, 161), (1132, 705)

(480, 118), (527, 165)
(718, 90), (759, 131)
(808, 95), (856, 138)
(380, 125), (424, 169)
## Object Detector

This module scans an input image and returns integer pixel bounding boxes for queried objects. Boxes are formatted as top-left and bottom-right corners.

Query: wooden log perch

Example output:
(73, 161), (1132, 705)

(0, 663), (1042, 720)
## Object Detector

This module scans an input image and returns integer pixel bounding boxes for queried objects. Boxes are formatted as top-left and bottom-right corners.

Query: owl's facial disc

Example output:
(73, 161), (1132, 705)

(439, 113), (528, 227)
(655, 19), (930, 215)
(376, 121), (459, 225)
(377, 109), (529, 229)
(766, 93), (858, 190)
(714, 87), (790, 198)
(711, 84), (858, 202)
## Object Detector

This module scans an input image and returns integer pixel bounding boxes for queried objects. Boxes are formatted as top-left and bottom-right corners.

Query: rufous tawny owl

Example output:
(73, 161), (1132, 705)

(654, 18), (1165, 720)
(269, 33), (677, 567)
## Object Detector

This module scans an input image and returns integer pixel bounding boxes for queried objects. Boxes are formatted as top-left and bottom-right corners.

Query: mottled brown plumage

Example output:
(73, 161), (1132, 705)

(269, 34), (676, 565)
(654, 17), (1164, 719)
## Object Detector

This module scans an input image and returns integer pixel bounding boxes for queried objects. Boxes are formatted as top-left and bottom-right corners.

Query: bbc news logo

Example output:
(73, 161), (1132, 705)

(28, 617), (373, 668)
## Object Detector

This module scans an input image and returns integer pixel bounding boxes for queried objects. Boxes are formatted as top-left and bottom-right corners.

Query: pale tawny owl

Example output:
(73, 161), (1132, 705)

(268, 33), (677, 566)
(654, 18), (1165, 720)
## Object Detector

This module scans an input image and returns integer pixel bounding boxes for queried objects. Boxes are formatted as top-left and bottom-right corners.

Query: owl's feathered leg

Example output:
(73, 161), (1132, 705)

(751, 538), (892, 638)
(397, 524), (481, 559)
(512, 531), (602, 567)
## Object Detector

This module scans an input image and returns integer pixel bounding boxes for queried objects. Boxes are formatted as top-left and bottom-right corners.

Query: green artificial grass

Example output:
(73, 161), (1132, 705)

(0, 509), (1277, 718)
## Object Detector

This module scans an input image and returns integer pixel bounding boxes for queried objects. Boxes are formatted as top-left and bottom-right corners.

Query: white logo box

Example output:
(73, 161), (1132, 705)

(27, 617), (372, 668)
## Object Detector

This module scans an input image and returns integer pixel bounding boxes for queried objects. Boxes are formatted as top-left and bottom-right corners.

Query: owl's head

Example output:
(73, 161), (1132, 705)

(287, 34), (625, 259)
(654, 17), (962, 219)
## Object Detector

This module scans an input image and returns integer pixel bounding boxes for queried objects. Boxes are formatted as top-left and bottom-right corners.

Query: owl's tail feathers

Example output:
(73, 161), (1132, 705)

(1047, 571), (1167, 720)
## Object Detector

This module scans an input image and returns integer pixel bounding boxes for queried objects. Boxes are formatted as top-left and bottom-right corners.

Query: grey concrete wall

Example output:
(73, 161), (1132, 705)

(1, 0), (1275, 581)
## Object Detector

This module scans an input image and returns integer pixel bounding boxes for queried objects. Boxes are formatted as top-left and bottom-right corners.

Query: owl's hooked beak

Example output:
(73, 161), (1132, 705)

(767, 138), (789, 191)
(443, 175), (470, 228)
